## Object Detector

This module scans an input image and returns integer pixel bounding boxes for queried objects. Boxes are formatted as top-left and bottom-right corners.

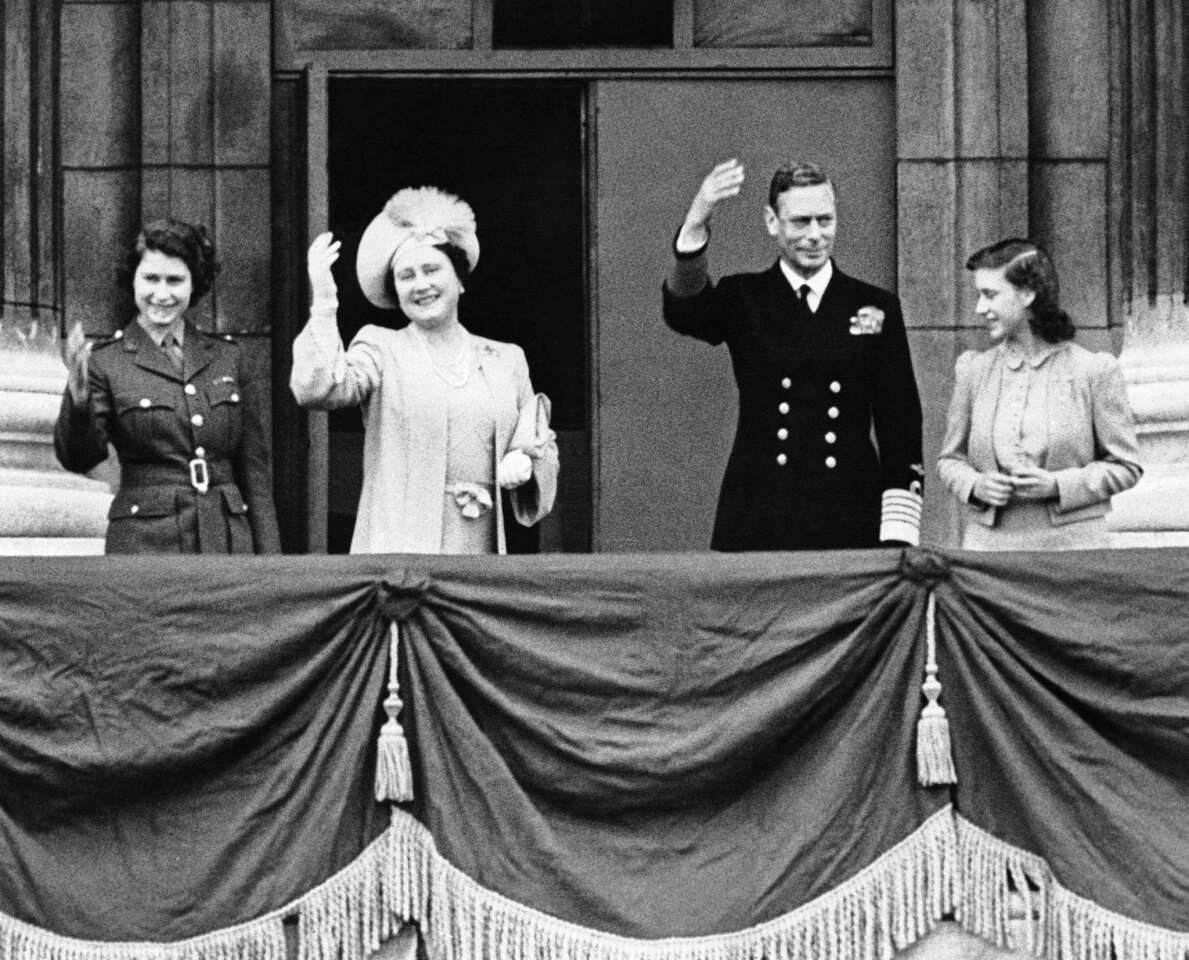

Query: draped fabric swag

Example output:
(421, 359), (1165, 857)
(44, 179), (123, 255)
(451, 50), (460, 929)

(0, 550), (1184, 960)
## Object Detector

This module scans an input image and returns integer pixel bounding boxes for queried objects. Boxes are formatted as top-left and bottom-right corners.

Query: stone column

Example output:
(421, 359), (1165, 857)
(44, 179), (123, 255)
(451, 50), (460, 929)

(1105, 0), (1189, 545)
(896, 0), (1029, 547)
(1, 0), (110, 554)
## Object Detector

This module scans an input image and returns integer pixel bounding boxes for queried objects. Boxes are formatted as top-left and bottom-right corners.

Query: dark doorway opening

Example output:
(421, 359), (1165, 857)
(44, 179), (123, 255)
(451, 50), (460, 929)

(324, 78), (590, 553)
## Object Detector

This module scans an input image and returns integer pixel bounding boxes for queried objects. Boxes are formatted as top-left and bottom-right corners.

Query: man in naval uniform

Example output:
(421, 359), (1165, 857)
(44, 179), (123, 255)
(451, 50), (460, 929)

(662, 159), (923, 551)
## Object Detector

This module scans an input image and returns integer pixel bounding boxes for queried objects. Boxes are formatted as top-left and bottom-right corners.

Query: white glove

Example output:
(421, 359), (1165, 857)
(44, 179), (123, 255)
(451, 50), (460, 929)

(497, 449), (533, 489)
(306, 231), (341, 301)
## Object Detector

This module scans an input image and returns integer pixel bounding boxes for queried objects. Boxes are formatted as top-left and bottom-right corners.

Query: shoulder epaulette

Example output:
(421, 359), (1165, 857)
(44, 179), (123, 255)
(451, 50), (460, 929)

(90, 328), (125, 349)
(196, 327), (238, 345)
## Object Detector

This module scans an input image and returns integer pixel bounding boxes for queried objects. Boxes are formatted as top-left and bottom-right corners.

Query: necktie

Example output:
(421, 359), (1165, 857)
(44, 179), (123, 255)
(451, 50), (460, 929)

(792, 283), (812, 321)
(161, 333), (184, 373)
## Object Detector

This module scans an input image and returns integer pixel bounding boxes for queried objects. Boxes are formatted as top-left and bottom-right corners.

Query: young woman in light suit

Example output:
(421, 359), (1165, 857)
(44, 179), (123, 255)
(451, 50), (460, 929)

(938, 239), (1142, 550)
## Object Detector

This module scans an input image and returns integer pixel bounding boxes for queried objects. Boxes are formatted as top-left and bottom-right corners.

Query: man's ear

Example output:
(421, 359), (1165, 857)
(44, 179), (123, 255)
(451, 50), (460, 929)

(763, 205), (779, 238)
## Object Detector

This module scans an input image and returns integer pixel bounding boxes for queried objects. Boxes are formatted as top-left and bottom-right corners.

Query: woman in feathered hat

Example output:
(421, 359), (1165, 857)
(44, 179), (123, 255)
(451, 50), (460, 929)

(290, 186), (558, 554)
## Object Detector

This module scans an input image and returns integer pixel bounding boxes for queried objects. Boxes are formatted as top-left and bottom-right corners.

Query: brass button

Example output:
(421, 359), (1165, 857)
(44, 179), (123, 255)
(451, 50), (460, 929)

(829, 381), (841, 394)
(827, 406), (839, 419)
(139, 398), (151, 408)
(184, 383), (197, 396)
(191, 413), (204, 427)
(781, 377), (791, 389)
(195, 446), (206, 458)
(778, 402), (790, 415)
(825, 432), (837, 444)
(777, 428), (789, 441)
(825, 456), (837, 468)
(776, 453), (788, 466)
(130, 504), (139, 515)
(230, 392), (240, 403)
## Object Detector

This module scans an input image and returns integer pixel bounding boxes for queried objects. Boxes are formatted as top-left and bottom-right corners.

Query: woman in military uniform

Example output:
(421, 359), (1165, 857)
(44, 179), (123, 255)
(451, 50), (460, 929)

(54, 219), (280, 554)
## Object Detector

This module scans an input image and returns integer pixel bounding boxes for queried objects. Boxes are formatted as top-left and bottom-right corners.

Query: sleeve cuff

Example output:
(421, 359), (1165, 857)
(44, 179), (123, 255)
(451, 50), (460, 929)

(879, 488), (923, 546)
(673, 224), (709, 258)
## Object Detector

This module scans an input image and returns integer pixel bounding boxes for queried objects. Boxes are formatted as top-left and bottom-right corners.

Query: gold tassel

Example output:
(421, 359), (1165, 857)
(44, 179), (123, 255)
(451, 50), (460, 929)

(376, 622), (415, 803)
(917, 591), (957, 786)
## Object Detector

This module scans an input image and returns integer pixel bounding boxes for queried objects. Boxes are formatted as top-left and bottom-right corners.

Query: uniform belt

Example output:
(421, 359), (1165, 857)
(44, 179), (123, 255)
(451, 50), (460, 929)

(121, 460), (235, 492)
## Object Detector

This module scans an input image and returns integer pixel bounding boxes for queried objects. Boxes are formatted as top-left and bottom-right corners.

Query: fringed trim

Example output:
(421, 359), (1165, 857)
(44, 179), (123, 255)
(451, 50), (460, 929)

(955, 815), (1189, 960)
(375, 622), (414, 804)
(401, 805), (957, 960)
(0, 808), (957, 960)
(294, 819), (427, 960)
(0, 903), (287, 960)
(10, 809), (1183, 960)
(916, 591), (957, 787)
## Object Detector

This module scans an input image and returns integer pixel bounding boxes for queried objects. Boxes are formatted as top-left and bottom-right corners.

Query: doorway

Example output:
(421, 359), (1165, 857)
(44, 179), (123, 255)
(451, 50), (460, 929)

(322, 79), (591, 553)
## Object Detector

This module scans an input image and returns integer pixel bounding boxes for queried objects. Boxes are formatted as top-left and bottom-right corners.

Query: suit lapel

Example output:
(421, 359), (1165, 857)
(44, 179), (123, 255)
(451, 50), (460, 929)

(761, 262), (806, 354)
(125, 321), (182, 382)
(183, 324), (213, 381)
(970, 351), (1004, 470)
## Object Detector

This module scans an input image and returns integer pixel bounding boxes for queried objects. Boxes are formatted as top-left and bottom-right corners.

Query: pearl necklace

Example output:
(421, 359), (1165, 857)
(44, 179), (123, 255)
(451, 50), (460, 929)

(411, 324), (471, 388)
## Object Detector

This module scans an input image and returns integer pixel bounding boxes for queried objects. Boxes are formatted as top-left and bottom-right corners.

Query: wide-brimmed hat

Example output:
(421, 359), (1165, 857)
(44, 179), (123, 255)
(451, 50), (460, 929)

(355, 186), (480, 309)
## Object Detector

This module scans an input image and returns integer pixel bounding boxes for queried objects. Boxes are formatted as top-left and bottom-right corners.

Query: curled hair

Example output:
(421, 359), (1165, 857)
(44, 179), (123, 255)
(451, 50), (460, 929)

(118, 219), (221, 306)
(435, 242), (472, 282)
(768, 161), (832, 209)
(965, 238), (1074, 343)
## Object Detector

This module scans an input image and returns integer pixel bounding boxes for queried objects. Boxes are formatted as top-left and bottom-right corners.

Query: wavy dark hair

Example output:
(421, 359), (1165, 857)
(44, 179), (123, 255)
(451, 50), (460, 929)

(768, 160), (833, 209)
(118, 219), (221, 306)
(965, 238), (1074, 343)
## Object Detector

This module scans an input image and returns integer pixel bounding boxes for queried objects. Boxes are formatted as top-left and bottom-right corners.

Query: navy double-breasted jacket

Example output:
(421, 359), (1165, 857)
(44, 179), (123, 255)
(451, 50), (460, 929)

(54, 320), (281, 554)
(663, 260), (923, 551)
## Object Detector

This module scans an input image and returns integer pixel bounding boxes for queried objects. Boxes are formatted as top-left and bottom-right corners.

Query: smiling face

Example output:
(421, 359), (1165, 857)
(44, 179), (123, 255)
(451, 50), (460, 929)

(973, 266), (1035, 345)
(390, 243), (462, 330)
(133, 249), (193, 327)
(764, 182), (837, 278)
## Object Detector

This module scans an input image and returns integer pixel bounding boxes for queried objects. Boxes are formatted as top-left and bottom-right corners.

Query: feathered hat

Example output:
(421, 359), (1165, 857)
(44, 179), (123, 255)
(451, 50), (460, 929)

(356, 186), (480, 309)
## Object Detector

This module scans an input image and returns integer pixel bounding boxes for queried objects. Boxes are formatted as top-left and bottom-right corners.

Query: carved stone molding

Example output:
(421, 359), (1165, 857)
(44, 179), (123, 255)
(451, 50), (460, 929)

(1, 0), (111, 554)
(1106, 0), (1189, 545)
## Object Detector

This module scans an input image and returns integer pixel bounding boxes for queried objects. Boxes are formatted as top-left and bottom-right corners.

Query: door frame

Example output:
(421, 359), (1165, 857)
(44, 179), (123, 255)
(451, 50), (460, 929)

(300, 68), (598, 552)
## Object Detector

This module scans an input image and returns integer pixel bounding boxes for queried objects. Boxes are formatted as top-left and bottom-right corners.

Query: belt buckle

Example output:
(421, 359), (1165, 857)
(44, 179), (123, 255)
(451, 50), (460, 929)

(188, 457), (210, 494)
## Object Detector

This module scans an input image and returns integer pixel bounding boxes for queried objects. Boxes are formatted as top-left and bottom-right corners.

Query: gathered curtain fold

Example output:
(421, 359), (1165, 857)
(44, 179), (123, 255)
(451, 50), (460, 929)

(0, 550), (1184, 960)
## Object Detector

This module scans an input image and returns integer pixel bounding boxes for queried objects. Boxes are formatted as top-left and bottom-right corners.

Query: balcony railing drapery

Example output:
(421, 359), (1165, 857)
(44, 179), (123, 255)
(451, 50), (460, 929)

(0, 550), (1185, 960)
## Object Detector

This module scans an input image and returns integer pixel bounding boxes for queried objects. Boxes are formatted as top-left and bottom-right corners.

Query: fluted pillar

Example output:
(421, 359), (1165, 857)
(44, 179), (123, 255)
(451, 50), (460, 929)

(0, 0), (110, 554)
(1105, 0), (1189, 545)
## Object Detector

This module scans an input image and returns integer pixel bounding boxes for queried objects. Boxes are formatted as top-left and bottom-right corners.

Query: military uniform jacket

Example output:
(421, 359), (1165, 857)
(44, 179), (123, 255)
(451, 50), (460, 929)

(663, 258), (923, 551)
(54, 320), (281, 554)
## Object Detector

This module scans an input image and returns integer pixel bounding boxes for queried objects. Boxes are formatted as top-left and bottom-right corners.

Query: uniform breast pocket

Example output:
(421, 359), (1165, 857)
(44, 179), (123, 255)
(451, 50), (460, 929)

(113, 392), (177, 449)
(205, 379), (244, 438)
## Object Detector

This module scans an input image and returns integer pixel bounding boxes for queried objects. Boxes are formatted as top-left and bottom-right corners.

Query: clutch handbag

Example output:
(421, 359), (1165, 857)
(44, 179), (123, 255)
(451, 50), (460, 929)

(535, 392), (553, 439)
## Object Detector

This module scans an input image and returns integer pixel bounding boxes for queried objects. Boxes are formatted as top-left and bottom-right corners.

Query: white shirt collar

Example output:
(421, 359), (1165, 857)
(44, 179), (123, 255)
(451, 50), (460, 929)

(779, 258), (833, 312)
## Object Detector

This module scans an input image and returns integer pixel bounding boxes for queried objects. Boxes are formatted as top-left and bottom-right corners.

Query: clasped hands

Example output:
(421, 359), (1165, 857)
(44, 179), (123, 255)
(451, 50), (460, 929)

(972, 467), (1058, 506)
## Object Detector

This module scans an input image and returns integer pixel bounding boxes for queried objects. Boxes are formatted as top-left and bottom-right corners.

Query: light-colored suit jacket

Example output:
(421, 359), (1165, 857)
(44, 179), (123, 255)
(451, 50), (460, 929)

(291, 304), (558, 554)
(937, 341), (1142, 529)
